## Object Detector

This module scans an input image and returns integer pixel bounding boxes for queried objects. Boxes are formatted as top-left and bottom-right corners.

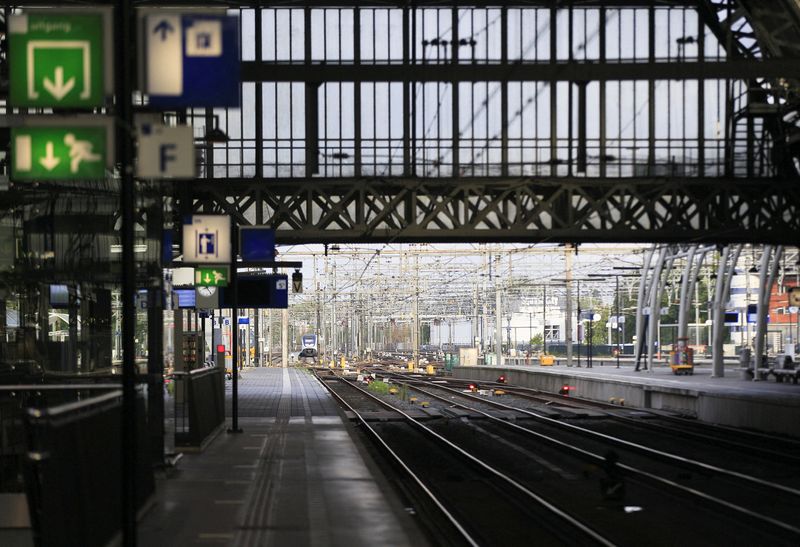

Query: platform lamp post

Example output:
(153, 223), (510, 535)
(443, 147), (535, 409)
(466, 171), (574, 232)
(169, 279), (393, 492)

(542, 284), (547, 355)
(554, 277), (597, 367)
(586, 274), (606, 368)
(581, 276), (606, 368)
(581, 277), (609, 367)
(589, 270), (638, 368)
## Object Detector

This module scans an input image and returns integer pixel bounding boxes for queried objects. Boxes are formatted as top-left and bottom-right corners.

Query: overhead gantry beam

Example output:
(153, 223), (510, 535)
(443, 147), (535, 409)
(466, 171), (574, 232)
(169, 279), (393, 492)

(242, 59), (800, 83)
(190, 176), (800, 244)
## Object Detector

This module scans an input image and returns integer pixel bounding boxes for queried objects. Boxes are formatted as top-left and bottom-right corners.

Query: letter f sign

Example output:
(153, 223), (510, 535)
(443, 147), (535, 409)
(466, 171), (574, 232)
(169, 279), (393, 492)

(160, 143), (177, 173)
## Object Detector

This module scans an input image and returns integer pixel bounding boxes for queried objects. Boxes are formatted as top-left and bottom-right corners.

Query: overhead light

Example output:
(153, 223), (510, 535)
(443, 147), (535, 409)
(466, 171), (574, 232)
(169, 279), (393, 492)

(110, 244), (148, 253)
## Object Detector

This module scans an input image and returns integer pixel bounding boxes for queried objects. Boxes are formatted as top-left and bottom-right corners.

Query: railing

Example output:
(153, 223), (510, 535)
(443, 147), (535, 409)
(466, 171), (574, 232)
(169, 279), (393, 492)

(0, 385), (119, 495)
(173, 367), (225, 449)
(22, 387), (154, 547)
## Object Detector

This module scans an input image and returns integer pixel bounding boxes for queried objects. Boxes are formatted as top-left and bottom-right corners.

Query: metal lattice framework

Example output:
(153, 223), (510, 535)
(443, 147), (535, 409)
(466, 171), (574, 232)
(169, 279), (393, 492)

(2, 1), (800, 246)
(192, 176), (800, 243)
(178, 0), (800, 244)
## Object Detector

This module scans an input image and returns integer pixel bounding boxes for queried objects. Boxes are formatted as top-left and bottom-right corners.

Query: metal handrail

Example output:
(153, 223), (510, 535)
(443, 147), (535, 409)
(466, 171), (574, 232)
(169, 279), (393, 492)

(173, 367), (219, 378)
(0, 384), (121, 392)
(27, 390), (122, 420)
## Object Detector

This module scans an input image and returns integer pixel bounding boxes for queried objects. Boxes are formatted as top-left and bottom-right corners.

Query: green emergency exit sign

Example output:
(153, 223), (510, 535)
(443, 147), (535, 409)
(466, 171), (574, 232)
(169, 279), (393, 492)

(11, 126), (107, 181)
(8, 13), (105, 107)
(195, 267), (230, 287)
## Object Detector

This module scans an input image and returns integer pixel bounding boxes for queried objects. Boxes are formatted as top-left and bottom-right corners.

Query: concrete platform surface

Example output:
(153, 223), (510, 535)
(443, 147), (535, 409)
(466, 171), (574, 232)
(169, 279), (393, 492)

(140, 367), (425, 546)
(465, 361), (800, 397)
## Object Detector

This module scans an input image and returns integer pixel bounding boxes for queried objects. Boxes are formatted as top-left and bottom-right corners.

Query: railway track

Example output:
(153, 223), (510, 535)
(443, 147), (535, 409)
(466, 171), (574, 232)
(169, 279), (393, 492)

(315, 370), (616, 547)
(375, 374), (800, 544)
(379, 369), (800, 463)
(434, 377), (800, 466)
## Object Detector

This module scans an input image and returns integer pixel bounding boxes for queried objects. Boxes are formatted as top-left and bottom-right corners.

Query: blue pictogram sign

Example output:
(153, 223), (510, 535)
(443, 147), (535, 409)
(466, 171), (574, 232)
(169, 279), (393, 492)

(144, 13), (240, 107)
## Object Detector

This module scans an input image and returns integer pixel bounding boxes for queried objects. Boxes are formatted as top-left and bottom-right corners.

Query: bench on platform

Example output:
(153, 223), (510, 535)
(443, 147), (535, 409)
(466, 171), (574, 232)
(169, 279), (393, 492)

(737, 367), (771, 380)
(771, 368), (800, 383)
(738, 355), (800, 384)
(770, 355), (799, 384)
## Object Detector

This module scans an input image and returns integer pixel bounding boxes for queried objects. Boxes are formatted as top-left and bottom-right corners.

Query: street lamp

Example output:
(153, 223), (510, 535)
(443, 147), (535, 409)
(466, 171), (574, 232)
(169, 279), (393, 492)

(591, 269), (641, 368)
(554, 277), (606, 367)
(582, 277), (606, 368)
(543, 284), (547, 355)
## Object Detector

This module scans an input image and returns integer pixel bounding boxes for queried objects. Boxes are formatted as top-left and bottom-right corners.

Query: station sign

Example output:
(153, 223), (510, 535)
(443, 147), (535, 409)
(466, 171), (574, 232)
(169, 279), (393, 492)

(182, 215), (231, 264)
(11, 125), (108, 181)
(8, 11), (111, 107)
(240, 227), (276, 261)
(195, 266), (229, 287)
(137, 124), (196, 179)
(142, 12), (240, 107)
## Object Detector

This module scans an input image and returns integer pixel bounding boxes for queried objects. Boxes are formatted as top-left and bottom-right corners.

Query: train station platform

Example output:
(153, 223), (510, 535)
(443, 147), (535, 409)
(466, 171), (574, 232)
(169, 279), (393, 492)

(453, 362), (800, 438)
(138, 367), (424, 546)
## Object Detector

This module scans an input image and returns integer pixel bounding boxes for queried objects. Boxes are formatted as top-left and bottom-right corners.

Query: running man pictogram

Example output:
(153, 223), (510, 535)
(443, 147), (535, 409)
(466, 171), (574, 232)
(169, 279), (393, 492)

(64, 132), (101, 173)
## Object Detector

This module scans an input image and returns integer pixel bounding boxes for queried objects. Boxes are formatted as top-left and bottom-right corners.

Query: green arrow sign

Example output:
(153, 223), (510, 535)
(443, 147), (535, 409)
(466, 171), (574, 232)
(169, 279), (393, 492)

(195, 266), (230, 287)
(9, 13), (105, 107)
(11, 126), (107, 181)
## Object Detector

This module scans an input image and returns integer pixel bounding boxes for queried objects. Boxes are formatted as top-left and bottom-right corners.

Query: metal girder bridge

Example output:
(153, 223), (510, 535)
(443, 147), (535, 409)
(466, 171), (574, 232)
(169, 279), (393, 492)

(175, 0), (800, 244)
(3, 1), (800, 246)
(192, 176), (800, 244)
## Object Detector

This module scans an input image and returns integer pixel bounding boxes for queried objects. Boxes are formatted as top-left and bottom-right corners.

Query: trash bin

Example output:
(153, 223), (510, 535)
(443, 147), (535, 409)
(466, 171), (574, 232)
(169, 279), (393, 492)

(739, 348), (752, 379)
(739, 347), (752, 367)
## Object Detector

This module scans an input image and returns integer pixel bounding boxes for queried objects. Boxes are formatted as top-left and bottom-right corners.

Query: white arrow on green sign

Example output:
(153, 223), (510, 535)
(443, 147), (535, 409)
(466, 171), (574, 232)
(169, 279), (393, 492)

(195, 266), (229, 287)
(8, 13), (105, 107)
(11, 126), (107, 181)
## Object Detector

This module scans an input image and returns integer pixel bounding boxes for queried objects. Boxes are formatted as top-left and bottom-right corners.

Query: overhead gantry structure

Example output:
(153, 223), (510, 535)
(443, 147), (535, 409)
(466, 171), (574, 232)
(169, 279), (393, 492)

(2, 0), (800, 248)
(178, 0), (800, 244)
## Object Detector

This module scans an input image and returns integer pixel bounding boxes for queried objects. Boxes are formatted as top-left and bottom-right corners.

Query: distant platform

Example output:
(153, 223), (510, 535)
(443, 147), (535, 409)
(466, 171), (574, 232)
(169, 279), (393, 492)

(140, 367), (424, 546)
(453, 362), (800, 438)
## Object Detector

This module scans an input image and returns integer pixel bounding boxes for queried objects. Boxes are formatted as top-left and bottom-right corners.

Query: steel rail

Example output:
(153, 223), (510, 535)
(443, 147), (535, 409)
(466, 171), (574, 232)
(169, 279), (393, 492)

(604, 414), (800, 466)
(643, 411), (800, 451)
(408, 378), (800, 499)
(394, 379), (800, 538)
(414, 375), (800, 464)
(469, 382), (800, 464)
(312, 371), (479, 547)
(325, 373), (617, 547)
(482, 382), (800, 463)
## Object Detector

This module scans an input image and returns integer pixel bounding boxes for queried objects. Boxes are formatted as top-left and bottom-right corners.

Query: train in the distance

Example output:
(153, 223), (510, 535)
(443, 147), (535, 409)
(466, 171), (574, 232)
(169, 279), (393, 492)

(298, 334), (318, 363)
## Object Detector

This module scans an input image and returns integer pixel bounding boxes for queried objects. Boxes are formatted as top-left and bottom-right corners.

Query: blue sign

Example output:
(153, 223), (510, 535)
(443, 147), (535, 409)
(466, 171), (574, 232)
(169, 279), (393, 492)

(746, 304), (770, 324)
(175, 289), (196, 308)
(145, 13), (240, 107)
(162, 229), (174, 264)
(240, 227), (276, 262)
(198, 232), (216, 256)
(219, 274), (288, 309)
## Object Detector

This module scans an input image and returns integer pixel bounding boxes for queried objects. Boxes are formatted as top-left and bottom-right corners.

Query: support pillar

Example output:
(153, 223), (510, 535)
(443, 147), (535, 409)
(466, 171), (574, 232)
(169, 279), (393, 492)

(282, 308), (289, 368)
(645, 248), (668, 371)
(754, 246), (783, 374)
(565, 244), (573, 366)
(495, 282), (503, 366)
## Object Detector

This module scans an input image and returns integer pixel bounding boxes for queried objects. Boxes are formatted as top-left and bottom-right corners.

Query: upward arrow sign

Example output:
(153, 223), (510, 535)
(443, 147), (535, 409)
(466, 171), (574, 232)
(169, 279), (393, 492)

(153, 20), (175, 41)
